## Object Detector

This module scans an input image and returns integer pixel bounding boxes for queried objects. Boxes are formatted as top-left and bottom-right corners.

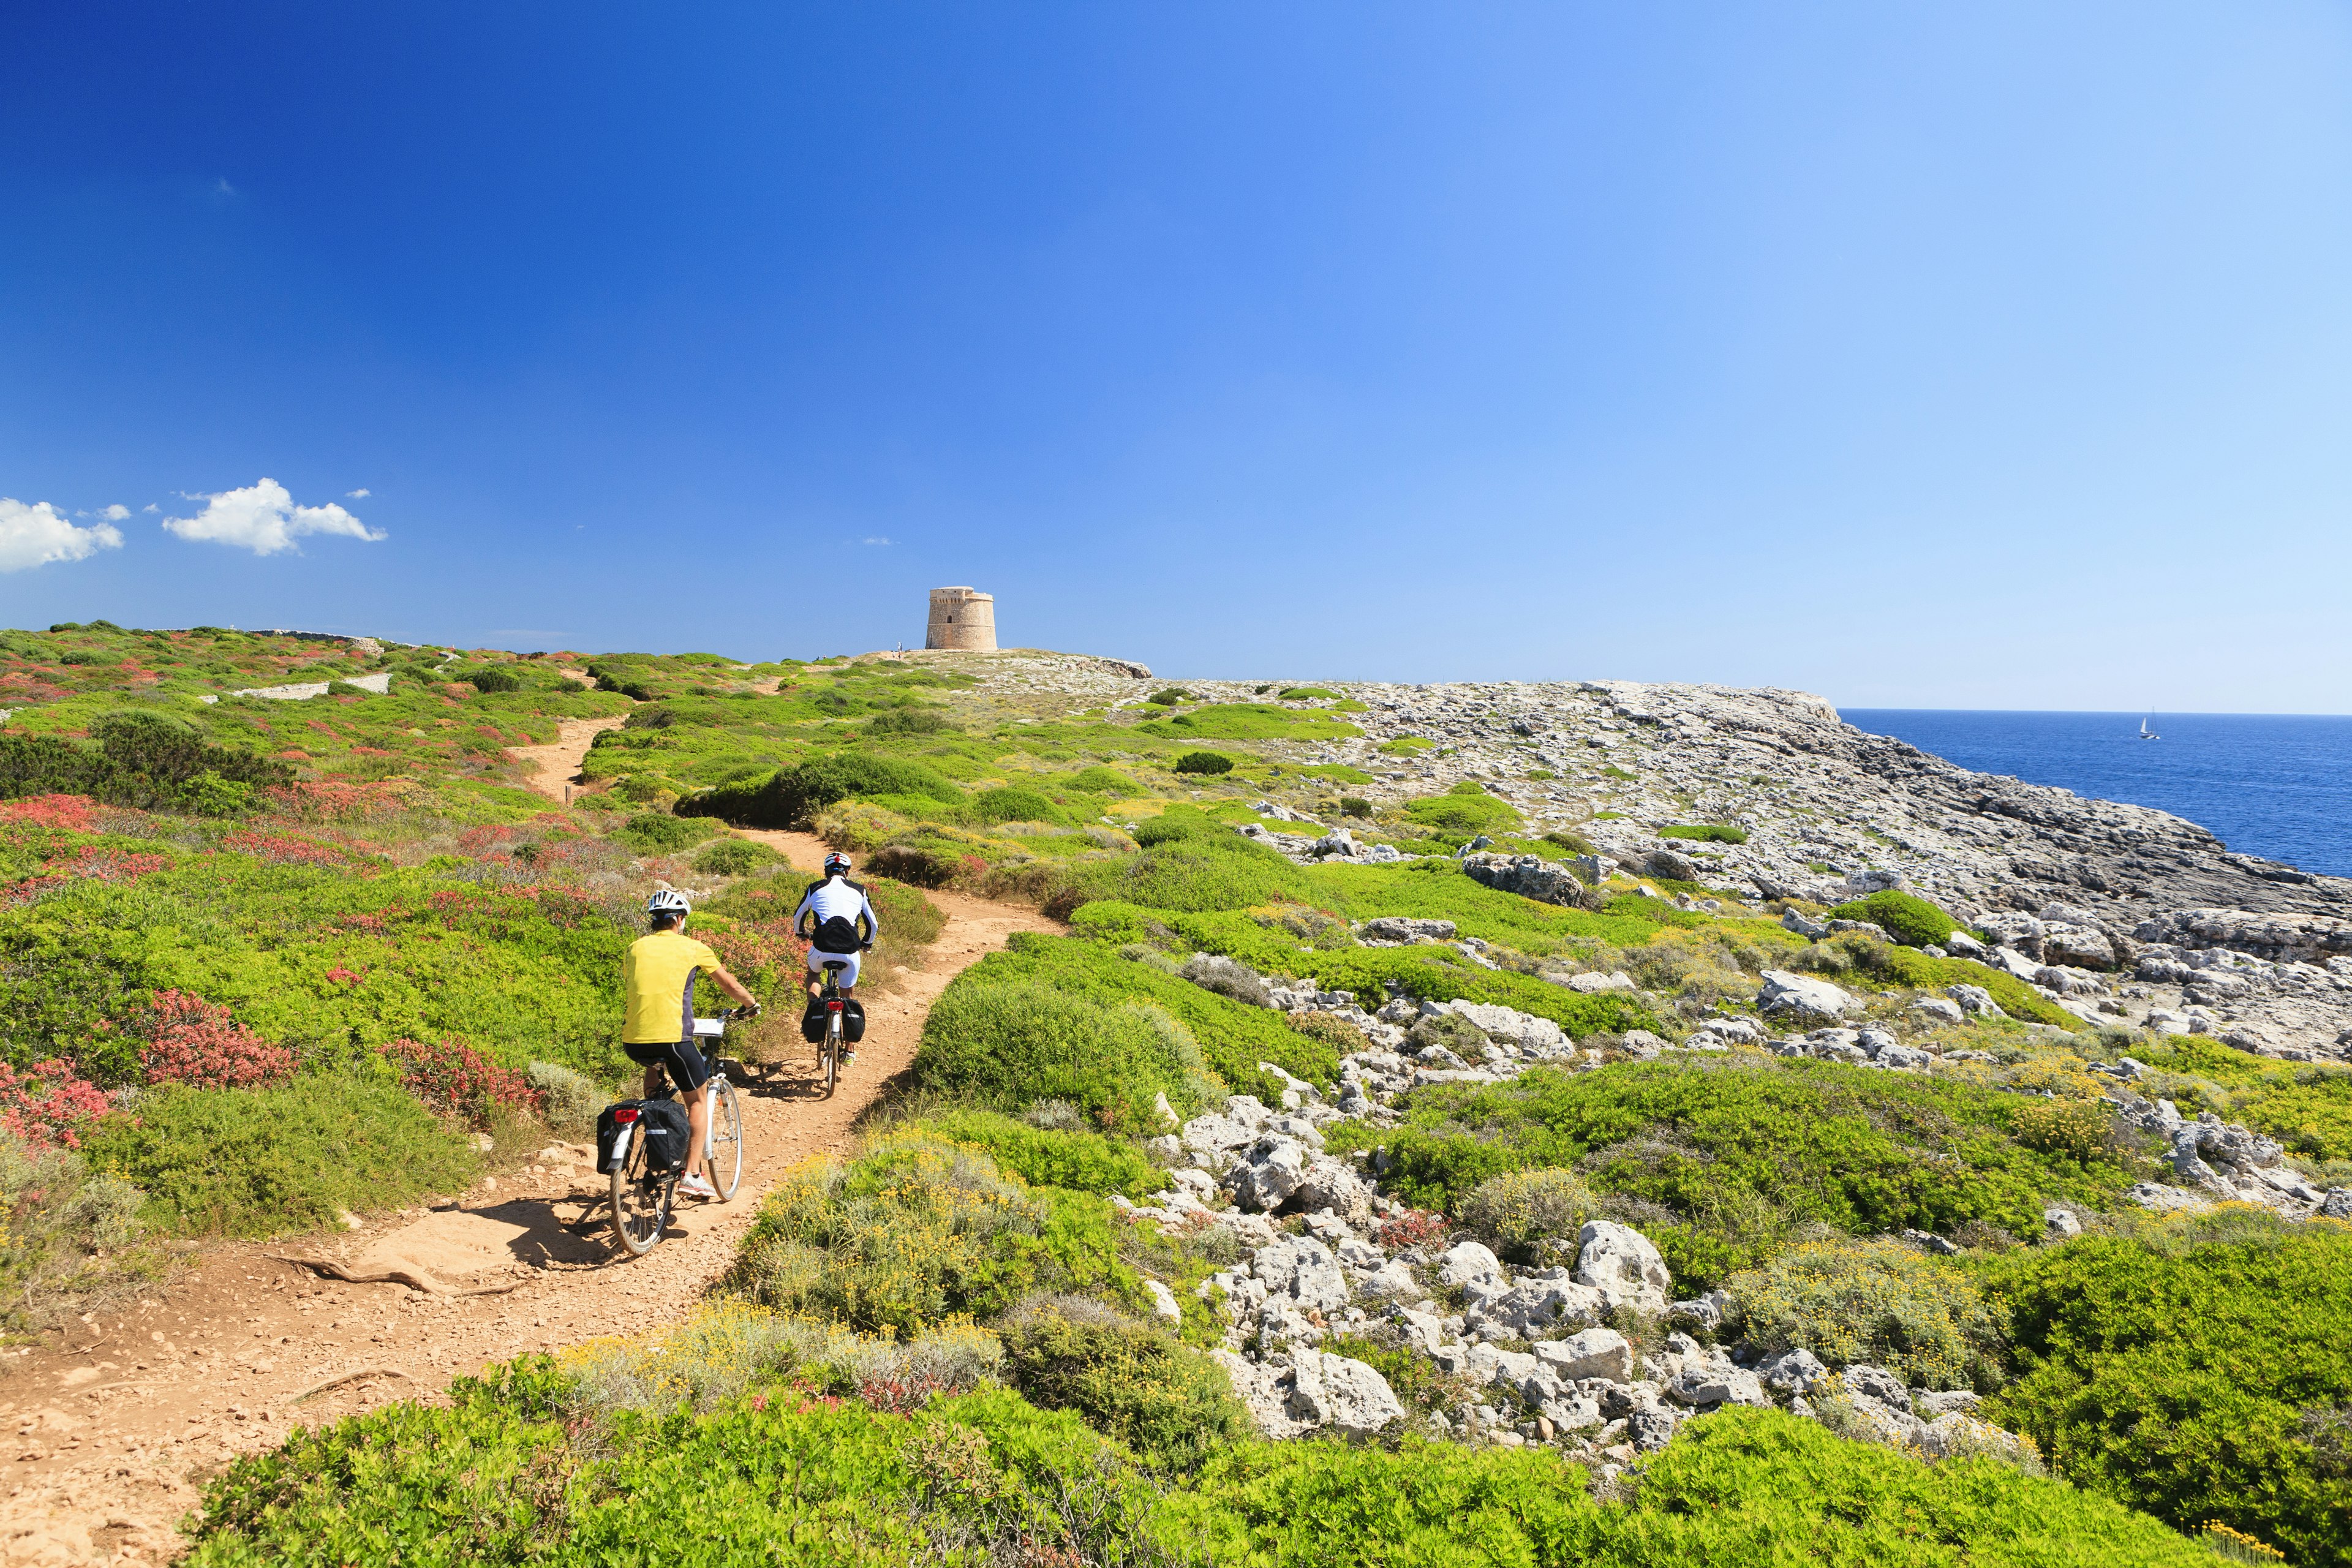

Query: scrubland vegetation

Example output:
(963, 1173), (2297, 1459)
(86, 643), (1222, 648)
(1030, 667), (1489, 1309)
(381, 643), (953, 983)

(2, 625), (2344, 1564)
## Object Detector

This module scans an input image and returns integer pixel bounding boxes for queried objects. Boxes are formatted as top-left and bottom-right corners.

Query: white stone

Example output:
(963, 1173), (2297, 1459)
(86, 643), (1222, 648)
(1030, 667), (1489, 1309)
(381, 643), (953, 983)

(1573, 1221), (1672, 1313)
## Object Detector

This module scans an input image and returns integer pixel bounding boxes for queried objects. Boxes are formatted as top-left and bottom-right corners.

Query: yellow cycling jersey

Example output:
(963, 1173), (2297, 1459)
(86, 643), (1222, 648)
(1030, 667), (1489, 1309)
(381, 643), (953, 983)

(620, 930), (724, 1044)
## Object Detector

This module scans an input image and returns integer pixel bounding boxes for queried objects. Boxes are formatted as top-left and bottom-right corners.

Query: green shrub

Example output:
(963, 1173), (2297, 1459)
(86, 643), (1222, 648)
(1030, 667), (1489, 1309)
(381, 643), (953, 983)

(968, 786), (1063, 825)
(864, 706), (957, 736)
(1457, 1166), (1599, 1266)
(461, 666), (522, 694)
(614, 812), (717, 854)
(1727, 1238), (2004, 1390)
(1148, 688), (1191, 706)
(81, 1076), (482, 1237)
(0, 1130), (143, 1329)
(1660, 823), (1747, 845)
(722, 1131), (1133, 1337)
(526, 1061), (605, 1136)
(1278, 687), (1338, 701)
(2010, 1096), (2114, 1163)
(1543, 829), (1598, 856)
(1830, 889), (1961, 948)
(1174, 751), (1233, 775)
(1402, 790), (1520, 836)
(1064, 766), (1139, 796)
(937, 935), (1337, 1095)
(2236, 1067), (2352, 1161)
(677, 750), (964, 828)
(1000, 1295), (1250, 1473)
(1371, 1058), (2138, 1291)
(690, 836), (780, 876)
(0, 714), (292, 813)
(914, 981), (1218, 1134)
(1339, 796), (1371, 818)
(914, 1108), (1167, 1199)
(1983, 1212), (2352, 1567)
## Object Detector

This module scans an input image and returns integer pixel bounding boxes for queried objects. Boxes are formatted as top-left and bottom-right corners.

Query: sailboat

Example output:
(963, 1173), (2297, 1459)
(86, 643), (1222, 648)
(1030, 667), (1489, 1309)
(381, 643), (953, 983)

(2139, 715), (2160, 741)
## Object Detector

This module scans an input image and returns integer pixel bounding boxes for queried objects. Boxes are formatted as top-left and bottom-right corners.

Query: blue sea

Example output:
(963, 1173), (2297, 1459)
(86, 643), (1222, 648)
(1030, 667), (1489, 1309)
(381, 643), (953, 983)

(1839, 710), (2352, 882)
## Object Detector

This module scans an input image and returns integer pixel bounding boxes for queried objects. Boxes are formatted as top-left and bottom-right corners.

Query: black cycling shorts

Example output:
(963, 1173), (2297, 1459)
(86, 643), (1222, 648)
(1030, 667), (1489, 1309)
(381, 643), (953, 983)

(623, 1038), (710, 1095)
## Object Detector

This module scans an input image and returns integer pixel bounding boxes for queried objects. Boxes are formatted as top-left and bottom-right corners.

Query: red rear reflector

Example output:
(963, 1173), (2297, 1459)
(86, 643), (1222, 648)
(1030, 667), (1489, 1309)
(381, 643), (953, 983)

(614, 1108), (639, 1123)
(826, 1000), (843, 1012)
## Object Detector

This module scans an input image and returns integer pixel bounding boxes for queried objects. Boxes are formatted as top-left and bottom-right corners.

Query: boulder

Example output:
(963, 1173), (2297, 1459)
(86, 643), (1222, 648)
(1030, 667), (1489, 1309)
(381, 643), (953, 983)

(1915, 1389), (1982, 1417)
(1946, 984), (2005, 1017)
(1572, 1221), (1672, 1313)
(1909, 997), (1966, 1025)
(1665, 1363), (1768, 1409)
(1917, 1412), (2034, 1464)
(1462, 853), (1597, 910)
(1532, 1327), (1634, 1384)
(1294, 1155), (1377, 1226)
(2041, 922), (2117, 970)
(2322, 1189), (2352, 1221)
(1563, 970), (1638, 993)
(1436, 1240), (1507, 1291)
(1840, 1364), (1912, 1412)
(1359, 916), (1455, 944)
(1626, 1407), (1682, 1452)
(1286, 1344), (1406, 1438)
(1227, 1136), (1311, 1212)
(1469, 1275), (1605, 1338)
(1644, 849), (1699, 882)
(1757, 970), (1858, 1022)
(1252, 1237), (1351, 1315)
(1759, 1347), (1830, 1396)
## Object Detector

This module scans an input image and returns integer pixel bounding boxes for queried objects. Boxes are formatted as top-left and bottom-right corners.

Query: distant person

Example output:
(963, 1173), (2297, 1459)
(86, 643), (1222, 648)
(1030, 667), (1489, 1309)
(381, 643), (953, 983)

(620, 889), (759, 1200)
(794, 851), (878, 1065)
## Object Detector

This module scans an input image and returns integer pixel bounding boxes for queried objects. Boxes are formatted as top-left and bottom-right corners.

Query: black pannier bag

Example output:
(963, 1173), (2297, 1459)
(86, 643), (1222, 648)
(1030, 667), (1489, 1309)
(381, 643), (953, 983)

(801, 998), (827, 1044)
(635, 1098), (693, 1174)
(840, 998), (866, 1043)
(596, 1101), (643, 1172)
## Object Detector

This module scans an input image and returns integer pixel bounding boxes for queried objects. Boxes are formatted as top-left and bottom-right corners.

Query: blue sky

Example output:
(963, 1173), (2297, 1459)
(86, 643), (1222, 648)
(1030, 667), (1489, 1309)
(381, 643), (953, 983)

(4, 3), (2350, 710)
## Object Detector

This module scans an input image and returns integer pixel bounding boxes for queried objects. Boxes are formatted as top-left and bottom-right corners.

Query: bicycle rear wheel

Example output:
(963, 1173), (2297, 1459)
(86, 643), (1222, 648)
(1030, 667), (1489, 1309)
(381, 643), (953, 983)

(823, 1017), (839, 1098)
(707, 1078), (743, 1201)
(609, 1134), (673, 1255)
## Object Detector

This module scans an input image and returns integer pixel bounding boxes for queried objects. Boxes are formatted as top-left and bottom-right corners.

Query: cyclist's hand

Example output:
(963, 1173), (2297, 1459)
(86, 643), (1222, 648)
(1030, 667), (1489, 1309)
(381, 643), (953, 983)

(731, 1003), (762, 1021)
(861, 942), (873, 951)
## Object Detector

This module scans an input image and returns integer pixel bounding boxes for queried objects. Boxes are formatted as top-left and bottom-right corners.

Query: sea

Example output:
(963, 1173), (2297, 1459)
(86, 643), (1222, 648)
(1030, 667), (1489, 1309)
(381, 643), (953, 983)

(1838, 710), (2352, 883)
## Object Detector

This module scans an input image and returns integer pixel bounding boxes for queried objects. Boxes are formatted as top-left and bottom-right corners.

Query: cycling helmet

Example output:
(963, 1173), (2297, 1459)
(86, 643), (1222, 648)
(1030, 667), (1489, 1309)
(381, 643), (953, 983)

(646, 888), (692, 916)
(823, 851), (853, 876)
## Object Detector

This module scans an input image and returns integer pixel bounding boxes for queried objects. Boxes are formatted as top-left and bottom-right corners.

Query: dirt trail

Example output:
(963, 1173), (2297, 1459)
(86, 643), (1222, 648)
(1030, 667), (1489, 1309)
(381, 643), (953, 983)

(508, 714), (626, 804)
(0, 831), (1051, 1565)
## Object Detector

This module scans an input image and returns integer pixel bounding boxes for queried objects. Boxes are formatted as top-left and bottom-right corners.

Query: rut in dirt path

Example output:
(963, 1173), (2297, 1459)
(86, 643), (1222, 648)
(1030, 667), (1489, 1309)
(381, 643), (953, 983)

(0, 829), (1053, 1567)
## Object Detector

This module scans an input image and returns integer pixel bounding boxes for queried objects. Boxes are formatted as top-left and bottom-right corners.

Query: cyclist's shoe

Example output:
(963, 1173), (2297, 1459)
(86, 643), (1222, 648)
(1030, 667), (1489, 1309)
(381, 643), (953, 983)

(843, 1050), (858, 1067)
(679, 1173), (718, 1201)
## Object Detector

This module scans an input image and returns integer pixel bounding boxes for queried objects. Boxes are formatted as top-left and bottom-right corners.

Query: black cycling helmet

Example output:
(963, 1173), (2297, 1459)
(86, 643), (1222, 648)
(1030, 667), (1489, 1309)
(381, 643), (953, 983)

(823, 851), (853, 876)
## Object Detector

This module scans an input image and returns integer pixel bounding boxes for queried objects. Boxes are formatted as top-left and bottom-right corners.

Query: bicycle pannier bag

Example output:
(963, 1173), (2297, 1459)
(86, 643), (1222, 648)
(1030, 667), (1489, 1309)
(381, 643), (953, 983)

(596, 1102), (644, 1173)
(801, 998), (827, 1044)
(840, 998), (867, 1044)
(636, 1098), (693, 1174)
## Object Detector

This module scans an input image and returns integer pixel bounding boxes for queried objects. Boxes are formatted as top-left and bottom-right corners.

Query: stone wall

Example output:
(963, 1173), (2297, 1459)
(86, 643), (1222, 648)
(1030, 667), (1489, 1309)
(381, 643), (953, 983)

(925, 587), (997, 651)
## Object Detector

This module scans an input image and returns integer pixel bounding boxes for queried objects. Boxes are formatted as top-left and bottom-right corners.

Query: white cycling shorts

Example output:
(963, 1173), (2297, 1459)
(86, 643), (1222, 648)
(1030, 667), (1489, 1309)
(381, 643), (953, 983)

(807, 948), (862, 988)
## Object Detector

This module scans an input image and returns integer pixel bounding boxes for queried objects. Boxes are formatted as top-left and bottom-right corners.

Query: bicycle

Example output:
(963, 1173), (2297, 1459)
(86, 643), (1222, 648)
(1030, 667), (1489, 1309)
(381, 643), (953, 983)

(813, 959), (853, 1099)
(608, 1006), (753, 1257)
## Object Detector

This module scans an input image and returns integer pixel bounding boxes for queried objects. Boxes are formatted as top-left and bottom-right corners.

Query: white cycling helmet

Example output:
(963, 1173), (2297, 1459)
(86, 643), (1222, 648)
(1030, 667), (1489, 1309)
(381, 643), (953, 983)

(646, 888), (692, 917)
(823, 851), (853, 876)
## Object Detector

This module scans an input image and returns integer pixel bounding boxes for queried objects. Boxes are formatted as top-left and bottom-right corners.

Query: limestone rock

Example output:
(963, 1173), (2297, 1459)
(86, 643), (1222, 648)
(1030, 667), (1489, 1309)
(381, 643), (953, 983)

(1572, 1221), (1672, 1313)
(1757, 970), (1858, 1022)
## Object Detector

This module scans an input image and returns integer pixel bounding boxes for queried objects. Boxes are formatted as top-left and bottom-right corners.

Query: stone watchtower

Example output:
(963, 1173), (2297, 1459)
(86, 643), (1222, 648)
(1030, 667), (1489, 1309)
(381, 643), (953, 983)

(925, 587), (997, 652)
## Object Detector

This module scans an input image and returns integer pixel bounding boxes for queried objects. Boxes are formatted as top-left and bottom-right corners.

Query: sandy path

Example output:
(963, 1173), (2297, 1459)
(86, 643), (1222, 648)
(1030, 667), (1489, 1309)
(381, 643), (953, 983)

(508, 714), (626, 804)
(0, 830), (1050, 1565)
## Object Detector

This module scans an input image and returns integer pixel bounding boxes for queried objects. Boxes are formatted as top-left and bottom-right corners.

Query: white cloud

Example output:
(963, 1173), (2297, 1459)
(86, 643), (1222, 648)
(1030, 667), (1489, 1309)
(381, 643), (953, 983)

(0, 498), (125, 572)
(162, 477), (385, 556)
(347, 488), (369, 499)
(862, 535), (892, 546)
(103, 504), (130, 521)
(143, 503), (157, 513)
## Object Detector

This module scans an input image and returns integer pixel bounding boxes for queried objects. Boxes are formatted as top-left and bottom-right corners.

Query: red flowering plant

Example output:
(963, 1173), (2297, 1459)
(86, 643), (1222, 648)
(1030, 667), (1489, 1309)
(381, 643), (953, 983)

(377, 1036), (544, 1129)
(221, 831), (349, 869)
(0, 1058), (113, 1150)
(0, 794), (98, 832)
(137, 990), (299, 1090)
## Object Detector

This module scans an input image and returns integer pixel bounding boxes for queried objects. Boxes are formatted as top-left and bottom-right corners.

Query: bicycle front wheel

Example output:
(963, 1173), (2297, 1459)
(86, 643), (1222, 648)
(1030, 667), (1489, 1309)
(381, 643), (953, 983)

(609, 1134), (673, 1256)
(707, 1078), (743, 1201)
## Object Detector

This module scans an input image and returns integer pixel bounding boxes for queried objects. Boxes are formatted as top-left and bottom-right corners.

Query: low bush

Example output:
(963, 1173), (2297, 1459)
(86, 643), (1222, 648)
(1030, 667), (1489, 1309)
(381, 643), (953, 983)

(1401, 790), (1520, 836)
(1174, 750), (1233, 775)
(379, 1036), (545, 1128)
(614, 812), (716, 854)
(864, 706), (957, 736)
(1278, 687), (1338, 701)
(1983, 1210), (2352, 1567)
(2235, 1066), (2352, 1161)
(1369, 1058), (2139, 1291)
(688, 836), (780, 876)
(1065, 766), (1139, 795)
(999, 1295), (1250, 1472)
(0, 714), (292, 815)
(2009, 1096), (2115, 1163)
(1727, 1238), (2003, 1391)
(1148, 688), (1191, 706)
(722, 1131), (1133, 1337)
(676, 750), (965, 829)
(914, 980), (1218, 1134)
(1830, 888), (1961, 948)
(968, 786), (1063, 825)
(82, 1076), (482, 1237)
(1456, 1166), (1601, 1266)
(1660, 823), (1748, 844)
(461, 666), (522, 693)
(0, 1129), (143, 1329)
(913, 1107), (1167, 1199)
(1339, 796), (1371, 817)
(137, 990), (298, 1090)
(526, 1060), (603, 1136)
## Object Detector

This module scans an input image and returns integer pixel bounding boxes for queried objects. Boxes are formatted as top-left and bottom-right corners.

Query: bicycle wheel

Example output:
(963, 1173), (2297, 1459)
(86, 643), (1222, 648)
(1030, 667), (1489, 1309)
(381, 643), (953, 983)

(706, 1078), (743, 1201)
(823, 1017), (839, 1099)
(609, 1133), (673, 1256)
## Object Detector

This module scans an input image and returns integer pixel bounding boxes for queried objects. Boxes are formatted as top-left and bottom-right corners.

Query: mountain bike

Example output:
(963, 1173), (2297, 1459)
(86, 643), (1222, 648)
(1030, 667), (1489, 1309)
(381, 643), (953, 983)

(813, 959), (853, 1099)
(608, 1007), (752, 1256)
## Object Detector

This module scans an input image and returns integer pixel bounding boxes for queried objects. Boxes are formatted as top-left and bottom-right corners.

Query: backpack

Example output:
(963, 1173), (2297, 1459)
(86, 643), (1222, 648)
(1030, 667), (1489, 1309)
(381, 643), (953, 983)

(802, 876), (869, 954)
